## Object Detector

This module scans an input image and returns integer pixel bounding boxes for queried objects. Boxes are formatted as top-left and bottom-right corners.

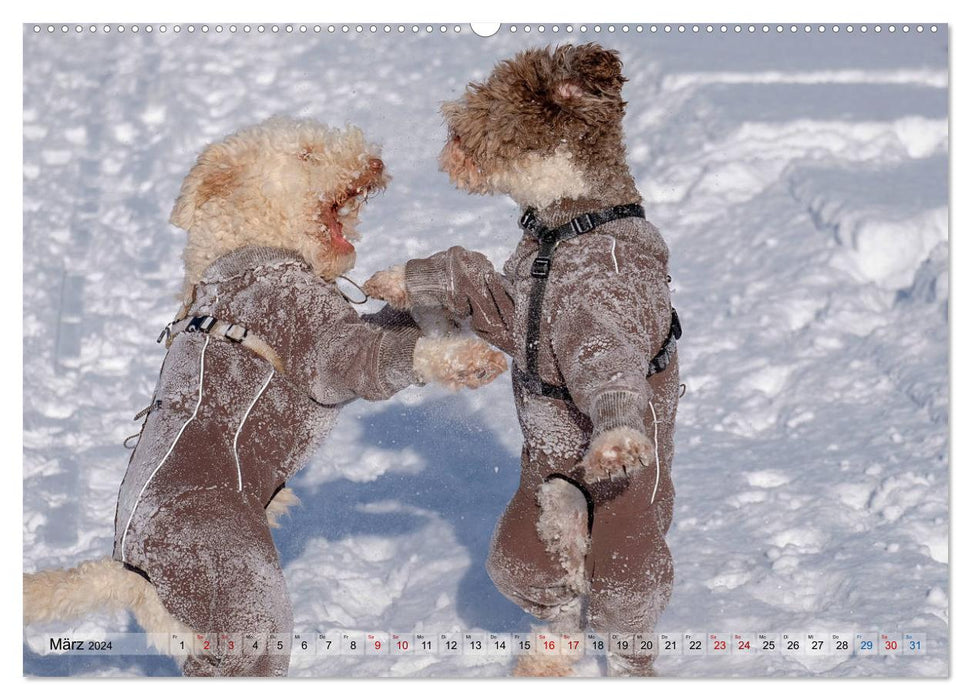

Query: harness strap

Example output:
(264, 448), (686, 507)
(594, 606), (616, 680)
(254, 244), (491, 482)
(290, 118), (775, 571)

(649, 308), (682, 377)
(522, 204), (647, 392)
(517, 203), (681, 402)
(161, 315), (284, 373)
(514, 308), (682, 403)
(521, 203), (646, 280)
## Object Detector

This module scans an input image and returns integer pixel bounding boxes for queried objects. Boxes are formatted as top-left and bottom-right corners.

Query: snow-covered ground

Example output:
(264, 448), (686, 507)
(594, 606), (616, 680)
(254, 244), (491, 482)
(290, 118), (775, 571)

(22, 24), (948, 677)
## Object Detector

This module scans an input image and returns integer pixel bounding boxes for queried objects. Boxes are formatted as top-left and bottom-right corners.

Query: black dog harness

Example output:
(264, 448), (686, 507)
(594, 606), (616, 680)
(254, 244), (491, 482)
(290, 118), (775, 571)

(515, 204), (682, 402)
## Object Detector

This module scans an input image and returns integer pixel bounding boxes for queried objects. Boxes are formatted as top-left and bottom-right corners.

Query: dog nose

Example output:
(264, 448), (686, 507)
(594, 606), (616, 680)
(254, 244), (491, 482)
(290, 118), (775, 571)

(367, 158), (384, 174)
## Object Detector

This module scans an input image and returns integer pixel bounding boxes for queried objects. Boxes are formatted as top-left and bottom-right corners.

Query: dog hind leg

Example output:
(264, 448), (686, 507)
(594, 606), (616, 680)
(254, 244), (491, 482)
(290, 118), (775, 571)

(587, 470), (675, 677)
(496, 477), (590, 677)
(535, 477), (590, 603)
(134, 493), (293, 677)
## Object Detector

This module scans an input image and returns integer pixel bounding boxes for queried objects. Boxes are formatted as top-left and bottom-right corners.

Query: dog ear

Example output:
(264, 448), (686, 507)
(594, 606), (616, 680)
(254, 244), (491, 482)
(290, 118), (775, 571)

(568, 43), (626, 96)
(554, 80), (587, 102)
(169, 172), (198, 230)
(550, 44), (626, 108)
(440, 97), (464, 121)
(169, 146), (239, 230)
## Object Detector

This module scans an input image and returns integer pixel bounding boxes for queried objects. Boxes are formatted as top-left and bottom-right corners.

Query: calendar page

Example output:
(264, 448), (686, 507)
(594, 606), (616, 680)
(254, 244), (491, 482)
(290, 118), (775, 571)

(22, 20), (948, 679)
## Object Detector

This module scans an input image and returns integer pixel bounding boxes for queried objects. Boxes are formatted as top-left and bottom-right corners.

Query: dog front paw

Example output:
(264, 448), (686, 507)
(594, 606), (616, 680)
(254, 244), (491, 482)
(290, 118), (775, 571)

(413, 336), (508, 389)
(581, 428), (655, 484)
(362, 265), (409, 309)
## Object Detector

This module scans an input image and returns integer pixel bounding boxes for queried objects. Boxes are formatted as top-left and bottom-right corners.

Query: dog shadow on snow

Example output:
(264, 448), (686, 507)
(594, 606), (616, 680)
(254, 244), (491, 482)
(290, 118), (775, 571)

(276, 391), (531, 634)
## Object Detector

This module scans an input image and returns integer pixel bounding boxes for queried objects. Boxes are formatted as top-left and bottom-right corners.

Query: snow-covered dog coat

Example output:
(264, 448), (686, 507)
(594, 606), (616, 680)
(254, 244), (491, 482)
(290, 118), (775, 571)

(404, 206), (680, 643)
(369, 44), (681, 676)
(104, 117), (506, 676)
(113, 247), (421, 676)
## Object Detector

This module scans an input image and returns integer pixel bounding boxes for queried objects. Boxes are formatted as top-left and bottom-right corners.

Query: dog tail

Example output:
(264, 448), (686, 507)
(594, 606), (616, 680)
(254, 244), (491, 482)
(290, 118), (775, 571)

(265, 486), (300, 529)
(23, 558), (192, 639)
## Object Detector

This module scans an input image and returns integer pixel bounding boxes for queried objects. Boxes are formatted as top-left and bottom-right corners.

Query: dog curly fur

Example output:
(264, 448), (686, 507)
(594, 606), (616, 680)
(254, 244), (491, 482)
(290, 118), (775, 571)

(173, 117), (385, 296)
(438, 43), (638, 208)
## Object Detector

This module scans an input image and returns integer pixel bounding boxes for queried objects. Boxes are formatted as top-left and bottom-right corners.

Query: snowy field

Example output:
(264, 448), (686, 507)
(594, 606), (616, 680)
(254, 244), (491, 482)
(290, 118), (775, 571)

(22, 24), (948, 677)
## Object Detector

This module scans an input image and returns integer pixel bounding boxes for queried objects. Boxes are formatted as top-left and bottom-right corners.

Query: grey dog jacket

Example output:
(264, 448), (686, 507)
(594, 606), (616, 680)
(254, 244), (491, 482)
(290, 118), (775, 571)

(112, 246), (419, 676)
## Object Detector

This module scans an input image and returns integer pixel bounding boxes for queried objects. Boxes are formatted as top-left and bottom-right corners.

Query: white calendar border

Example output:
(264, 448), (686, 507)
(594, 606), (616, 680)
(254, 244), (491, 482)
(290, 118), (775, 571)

(11, 1), (960, 696)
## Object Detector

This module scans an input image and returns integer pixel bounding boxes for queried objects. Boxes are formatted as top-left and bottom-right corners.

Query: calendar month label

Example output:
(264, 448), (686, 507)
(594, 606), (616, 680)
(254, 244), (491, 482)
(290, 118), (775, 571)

(30, 632), (156, 656)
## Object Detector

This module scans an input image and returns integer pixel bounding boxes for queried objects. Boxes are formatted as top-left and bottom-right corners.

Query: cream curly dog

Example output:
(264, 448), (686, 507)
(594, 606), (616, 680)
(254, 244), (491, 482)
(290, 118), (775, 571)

(23, 117), (506, 676)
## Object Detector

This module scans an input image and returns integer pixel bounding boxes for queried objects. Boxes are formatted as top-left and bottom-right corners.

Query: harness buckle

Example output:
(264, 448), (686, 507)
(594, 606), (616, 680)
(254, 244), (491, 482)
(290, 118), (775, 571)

(223, 324), (248, 343)
(185, 316), (216, 333)
(519, 209), (539, 233)
(531, 257), (552, 279)
(571, 213), (595, 235)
